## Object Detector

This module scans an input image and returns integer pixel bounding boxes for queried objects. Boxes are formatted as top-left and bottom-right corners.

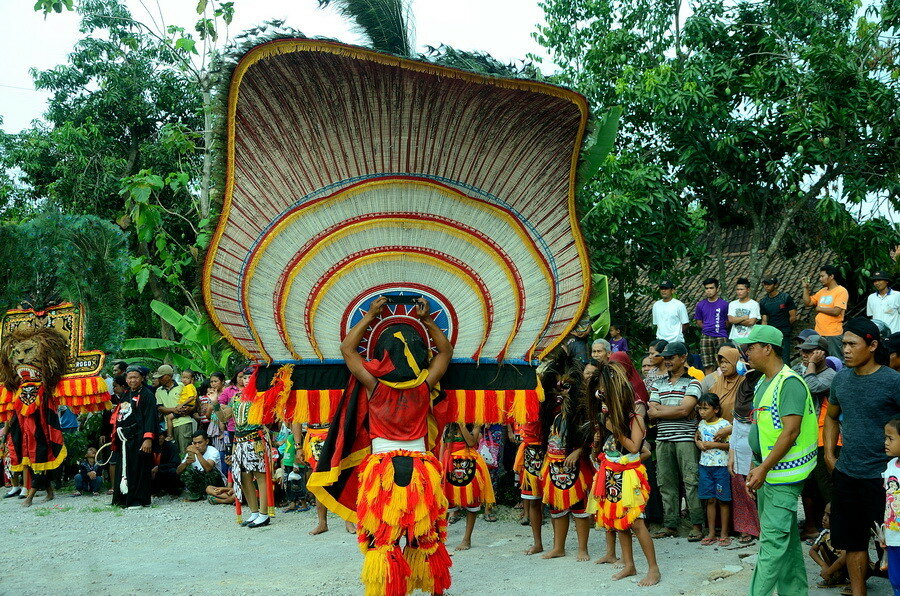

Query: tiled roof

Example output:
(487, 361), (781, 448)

(630, 230), (837, 334)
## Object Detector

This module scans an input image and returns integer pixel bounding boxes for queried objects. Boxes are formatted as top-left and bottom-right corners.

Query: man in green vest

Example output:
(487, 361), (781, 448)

(735, 325), (818, 595)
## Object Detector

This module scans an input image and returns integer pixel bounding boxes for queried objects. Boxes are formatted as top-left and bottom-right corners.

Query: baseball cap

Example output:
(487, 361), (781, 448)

(658, 280), (675, 289)
(762, 276), (778, 285)
(886, 332), (900, 356)
(794, 328), (816, 342)
(154, 364), (175, 378)
(659, 341), (687, 357)
(733, 325), (784, 347)
(797, 335), (828, 351)
(872, 270), (892, 282)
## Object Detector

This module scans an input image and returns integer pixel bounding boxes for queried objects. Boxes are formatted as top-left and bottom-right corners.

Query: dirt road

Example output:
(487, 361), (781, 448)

(0, 494), (891, 595)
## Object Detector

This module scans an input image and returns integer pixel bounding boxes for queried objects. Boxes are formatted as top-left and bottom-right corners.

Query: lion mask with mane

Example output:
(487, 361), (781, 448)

(0, 327), (68, 394)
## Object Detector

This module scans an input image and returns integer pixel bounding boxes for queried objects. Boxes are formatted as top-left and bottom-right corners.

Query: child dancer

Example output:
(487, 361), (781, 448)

(539, 352), (594, 562)
(586, 363), (660, 585)
(695, 393), (732, 546)
(441, 422), (495, 550)
(881, 416), (900, 594)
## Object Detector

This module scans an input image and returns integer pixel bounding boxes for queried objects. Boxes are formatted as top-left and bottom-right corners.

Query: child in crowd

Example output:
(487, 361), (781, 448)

(194, 380), (212, 428)
(695, 393), (732, 546)
(586, 362), (660, 585)
(881, 417), (900, 594)
(73, 446), (103, 496)
(608, 324), (629, 353)
(441, 422), (495, 550)
(206, 484), (236, 505)
(809, 503), (848, 588)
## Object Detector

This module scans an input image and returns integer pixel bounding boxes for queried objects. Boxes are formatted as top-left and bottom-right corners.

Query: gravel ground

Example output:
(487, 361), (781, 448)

(0, 492), (892, 595)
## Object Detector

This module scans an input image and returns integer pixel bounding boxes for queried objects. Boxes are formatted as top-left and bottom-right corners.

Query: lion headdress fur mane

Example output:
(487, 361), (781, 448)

(0, 327), (69, 392)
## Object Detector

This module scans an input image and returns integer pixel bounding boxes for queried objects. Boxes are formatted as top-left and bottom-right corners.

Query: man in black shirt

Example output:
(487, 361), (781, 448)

(760, 277), (797, 361)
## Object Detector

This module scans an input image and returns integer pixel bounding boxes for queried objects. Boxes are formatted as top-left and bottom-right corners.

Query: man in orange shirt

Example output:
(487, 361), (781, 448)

(803, 265), (849, 359)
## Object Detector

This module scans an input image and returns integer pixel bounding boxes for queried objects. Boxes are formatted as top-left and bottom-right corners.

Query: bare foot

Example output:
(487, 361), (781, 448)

(638, 567), (661, 587)
(309, 524), (329, 535)
(455, 540), (471, 551)
(576, 549), (590, 562)
(43, 490), (55, 503)
(345, 520), (356, 533)
(612, 565), (637, 581)
(595, 553), (620, 565)
(22, 497), (33, 508)
(524, 544), (544, 555)
(541, 548), (566, 559)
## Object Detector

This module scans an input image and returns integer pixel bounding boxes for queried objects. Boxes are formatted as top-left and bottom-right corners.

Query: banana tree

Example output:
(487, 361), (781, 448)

(121, 299), (235, 374)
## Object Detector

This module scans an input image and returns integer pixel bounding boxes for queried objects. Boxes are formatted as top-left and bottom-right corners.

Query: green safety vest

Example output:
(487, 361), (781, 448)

(755, 364), (818, 485)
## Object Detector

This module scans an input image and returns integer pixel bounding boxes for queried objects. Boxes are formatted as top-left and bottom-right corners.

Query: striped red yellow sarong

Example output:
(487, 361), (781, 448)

(586, 453), (650, 531)
(440, 441), (495, 509)
(539, 451), (593, 512)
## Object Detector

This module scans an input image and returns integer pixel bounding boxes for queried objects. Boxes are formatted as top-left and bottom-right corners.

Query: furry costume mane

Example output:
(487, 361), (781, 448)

(539, 347), (587, 451)
(0, 327), (68, 393)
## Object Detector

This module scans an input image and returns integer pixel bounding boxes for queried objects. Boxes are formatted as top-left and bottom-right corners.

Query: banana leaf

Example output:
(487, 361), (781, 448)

(589, 273), (610, 338)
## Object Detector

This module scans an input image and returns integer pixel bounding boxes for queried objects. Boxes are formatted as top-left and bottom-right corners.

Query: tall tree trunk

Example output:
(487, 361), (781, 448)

(138, 240), (174, 340)
(710, 220), (727, 286)
(200, 89), (213, 219)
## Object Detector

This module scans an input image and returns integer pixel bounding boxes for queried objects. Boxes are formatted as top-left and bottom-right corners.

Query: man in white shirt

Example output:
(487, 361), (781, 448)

(867, 270), (900, 334)
(728, 277), (760, 339)
(652, 280), (689, 343)
(176, 430), (224, 499)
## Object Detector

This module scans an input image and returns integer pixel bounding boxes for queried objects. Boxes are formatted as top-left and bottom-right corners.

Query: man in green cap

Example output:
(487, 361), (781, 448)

(735, 325), (818, 595)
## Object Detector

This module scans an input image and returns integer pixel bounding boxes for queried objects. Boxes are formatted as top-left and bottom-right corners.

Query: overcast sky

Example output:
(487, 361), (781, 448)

(0, 0), (555, 133)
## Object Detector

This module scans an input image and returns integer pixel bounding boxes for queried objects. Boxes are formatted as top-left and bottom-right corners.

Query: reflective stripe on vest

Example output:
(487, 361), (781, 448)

(755, 364), (818, 485)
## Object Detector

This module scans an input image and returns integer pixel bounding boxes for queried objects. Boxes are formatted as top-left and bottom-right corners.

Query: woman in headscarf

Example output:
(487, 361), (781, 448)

(709, 345), (742, 423)
(111, 365), (157, 508)
(728, 361), (762, 543)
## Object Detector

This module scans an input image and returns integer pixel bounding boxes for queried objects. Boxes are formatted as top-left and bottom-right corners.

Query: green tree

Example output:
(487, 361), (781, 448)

(0, 213), (129, 353)
(536, 0), (900, 298)
(7, 0), (240, 340)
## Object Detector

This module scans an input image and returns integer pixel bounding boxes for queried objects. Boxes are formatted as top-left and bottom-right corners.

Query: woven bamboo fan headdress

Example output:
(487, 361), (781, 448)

(203, 39), (592, 425)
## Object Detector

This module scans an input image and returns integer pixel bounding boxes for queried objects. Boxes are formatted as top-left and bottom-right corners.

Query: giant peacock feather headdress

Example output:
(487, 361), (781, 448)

(203, 39), (592, 425)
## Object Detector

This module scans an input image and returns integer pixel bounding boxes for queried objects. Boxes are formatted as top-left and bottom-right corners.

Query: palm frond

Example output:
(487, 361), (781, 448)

(319, 0), (413, 56)
(423, 44), (541, 79)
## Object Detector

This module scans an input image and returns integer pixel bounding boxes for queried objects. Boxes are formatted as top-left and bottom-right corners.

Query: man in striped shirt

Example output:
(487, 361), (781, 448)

(648, 341), (704, 540)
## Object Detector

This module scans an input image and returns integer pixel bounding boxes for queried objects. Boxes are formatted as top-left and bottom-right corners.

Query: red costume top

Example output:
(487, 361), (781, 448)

(367, 381), (432, 441)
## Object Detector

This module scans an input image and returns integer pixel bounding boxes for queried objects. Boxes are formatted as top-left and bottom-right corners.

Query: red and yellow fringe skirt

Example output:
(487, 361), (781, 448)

(356, 449), (452, 596)
(302, 426), (329, 468)
(539, 451), (593, 512)
(586, 453), (650, 531)
(440, 441), (495, 509)
(513, 441), (545, 498)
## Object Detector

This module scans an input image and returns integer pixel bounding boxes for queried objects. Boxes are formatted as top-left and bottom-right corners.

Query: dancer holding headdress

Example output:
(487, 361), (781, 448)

(310, 296), (454, 596)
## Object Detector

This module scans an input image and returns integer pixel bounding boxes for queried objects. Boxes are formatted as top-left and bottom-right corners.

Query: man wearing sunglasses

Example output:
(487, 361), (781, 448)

(735, 325), (818, 596)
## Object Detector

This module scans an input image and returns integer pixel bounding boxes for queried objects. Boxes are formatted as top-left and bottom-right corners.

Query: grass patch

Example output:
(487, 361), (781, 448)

(81, 505), (116, 513)
(32, 505), (73, 516)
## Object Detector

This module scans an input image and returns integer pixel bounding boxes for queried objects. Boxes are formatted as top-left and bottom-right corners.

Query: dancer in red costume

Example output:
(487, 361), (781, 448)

(310, 296), (454, 596)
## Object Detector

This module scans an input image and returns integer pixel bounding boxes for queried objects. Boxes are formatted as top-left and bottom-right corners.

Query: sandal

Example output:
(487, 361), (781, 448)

(687, 532), (704, 542)
(484, 512), (498, 522)
(72, 491), (82, 497)
(737, 534), (755, 544)
(717, 537), (732, 547)
(651, 528), (677, 539)
(700, 536), (717, 546)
